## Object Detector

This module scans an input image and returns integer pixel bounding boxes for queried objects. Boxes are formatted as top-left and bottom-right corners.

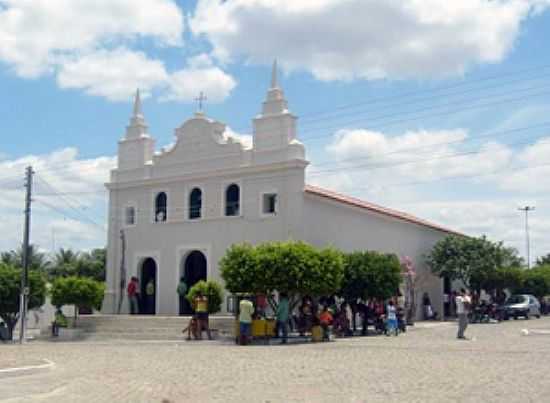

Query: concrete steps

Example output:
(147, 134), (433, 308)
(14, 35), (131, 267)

(75, 315), (235, 341)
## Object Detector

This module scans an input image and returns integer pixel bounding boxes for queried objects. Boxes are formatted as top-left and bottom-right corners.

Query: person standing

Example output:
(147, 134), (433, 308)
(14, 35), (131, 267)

(127, 276), (140, 314)
(276, 292), (290, 344)
(194, 291), (212, 340)
(319, 306), (333, 341)
(177, 277), (188, 315)
(456, 288), (471, 340)
(386, 300), (398, 336)
(239, 297), (254, 345)
(145, 279), (155, 314)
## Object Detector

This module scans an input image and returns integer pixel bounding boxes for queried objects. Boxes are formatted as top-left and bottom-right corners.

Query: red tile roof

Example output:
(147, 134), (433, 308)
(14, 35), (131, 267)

(304, 184), (462, 236)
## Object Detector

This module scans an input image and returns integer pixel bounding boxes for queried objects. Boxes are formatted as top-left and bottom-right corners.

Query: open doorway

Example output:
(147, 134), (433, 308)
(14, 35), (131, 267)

(140, 258), (157, 315)
(180, 251), (207, 315)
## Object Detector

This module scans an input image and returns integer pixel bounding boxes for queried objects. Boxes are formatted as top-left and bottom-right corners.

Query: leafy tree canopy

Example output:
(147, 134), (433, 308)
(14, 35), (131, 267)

(221, 241), (344, 307)
(536, 254), (550, 267)
(50, 276), (105, 326)
(426, 235), (523, 292)
(0, 263), (47, 339)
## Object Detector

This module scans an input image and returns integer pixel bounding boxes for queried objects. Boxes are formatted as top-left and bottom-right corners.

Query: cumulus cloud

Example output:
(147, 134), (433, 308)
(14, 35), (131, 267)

(0, 148), (115, 252)
(307, 127), (550, 265)
(162, 54), (237, 103)
(0, 1), (236, 103)
(191, 0), (549, 80)
(0, 0), (183, 77)
(57, 48), (169, 101)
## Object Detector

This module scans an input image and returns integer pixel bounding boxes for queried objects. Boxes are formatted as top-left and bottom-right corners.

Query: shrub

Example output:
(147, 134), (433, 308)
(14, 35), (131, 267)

(50, 276), (105, 326)
(186, 280), (224, 314)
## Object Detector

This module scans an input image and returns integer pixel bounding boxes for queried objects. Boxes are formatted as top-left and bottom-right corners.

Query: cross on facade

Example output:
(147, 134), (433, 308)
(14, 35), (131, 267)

(195, 92), (207, 112)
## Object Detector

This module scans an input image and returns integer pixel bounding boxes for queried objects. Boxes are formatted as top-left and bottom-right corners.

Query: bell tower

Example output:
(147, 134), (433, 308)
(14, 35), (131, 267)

(117, 89), (155, 170)
(253, 60), (298, 151)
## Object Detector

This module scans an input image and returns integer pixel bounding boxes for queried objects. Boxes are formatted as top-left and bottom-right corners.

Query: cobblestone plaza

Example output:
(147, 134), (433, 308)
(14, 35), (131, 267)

(2, 318), (550, 402)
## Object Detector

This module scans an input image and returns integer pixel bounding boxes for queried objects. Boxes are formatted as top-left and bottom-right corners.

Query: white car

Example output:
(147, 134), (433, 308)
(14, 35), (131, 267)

(502, 294), (541, 320)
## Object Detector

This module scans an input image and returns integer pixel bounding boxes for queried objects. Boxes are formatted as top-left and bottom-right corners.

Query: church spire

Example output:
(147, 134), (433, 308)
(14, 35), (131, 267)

(125, 88), (148, 139)
(271, 59), (279, 89)
(133, 88), (143, 118)
(261, 59), (288, 116)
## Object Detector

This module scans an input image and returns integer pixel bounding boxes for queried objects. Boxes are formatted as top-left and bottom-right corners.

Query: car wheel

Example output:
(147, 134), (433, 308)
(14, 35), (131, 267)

(536, 315), (541, 319)
(513, 315), (518, 320)
(525, 311), (530, 320)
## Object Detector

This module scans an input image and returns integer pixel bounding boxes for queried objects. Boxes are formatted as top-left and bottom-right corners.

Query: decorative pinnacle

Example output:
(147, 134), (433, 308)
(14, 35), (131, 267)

(133, 88), (143, 117)
(271, 59), (279, 89)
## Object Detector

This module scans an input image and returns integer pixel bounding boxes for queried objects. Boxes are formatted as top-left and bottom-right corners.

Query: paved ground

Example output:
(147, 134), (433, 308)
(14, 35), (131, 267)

(1, 318), (549, 402)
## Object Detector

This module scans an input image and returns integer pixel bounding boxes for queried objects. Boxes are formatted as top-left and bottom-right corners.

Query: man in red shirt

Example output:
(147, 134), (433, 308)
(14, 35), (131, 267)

(127, 276), (140, 314)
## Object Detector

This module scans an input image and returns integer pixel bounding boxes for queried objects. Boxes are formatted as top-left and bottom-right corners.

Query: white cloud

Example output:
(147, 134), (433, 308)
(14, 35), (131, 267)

(0, 147), (115, 253)
(191, 0), (548, 81)
(224, 127), (253, 149)
(162, 54), (237, 103)
(0, 0), (184, 77)
(57, 48), (169, 101)
(308, 127), (550, 265)
(0, 1), (237, 103)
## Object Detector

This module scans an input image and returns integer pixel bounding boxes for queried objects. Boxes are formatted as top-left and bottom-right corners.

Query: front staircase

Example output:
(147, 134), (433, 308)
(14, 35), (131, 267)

(76, 315), (235, 341)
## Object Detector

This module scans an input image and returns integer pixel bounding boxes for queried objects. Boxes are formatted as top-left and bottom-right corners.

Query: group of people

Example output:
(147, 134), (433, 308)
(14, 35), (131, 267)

(126, 276), (156, 315)
(235, 294), (409, 345)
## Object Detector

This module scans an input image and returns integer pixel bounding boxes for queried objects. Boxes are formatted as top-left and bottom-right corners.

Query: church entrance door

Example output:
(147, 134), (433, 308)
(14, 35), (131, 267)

(140, 258), (157, 315)
(181, 251), (207, 315)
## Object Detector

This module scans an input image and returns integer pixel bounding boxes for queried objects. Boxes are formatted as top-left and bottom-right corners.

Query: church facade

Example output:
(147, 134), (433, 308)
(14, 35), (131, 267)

(103, 63), (459, 318)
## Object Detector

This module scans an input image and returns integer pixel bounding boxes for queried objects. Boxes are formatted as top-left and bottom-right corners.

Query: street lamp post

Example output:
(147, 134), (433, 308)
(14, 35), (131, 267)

(518, 206), (535, 269)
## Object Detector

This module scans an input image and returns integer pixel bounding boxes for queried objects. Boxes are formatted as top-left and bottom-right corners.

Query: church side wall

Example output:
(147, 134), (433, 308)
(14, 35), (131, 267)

(302, 194), (449, 320)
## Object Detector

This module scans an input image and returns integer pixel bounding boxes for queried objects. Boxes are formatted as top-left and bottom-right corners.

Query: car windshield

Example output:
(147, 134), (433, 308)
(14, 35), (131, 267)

(506, 295), (526, 304)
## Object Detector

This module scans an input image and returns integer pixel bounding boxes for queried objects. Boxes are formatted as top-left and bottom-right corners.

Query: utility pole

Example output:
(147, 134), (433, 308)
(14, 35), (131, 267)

(19, 166), (34, 344)
(518, 206), (535, 269)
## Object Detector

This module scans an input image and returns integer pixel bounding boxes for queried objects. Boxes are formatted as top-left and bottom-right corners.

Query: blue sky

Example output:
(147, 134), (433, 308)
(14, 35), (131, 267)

(0, 0), (549, 265)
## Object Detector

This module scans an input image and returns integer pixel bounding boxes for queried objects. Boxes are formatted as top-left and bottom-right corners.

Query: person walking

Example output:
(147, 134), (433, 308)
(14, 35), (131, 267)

(177, 277), (188, 315)
(276, 292), (290, 344)
(194, 291), (212, 340)
(127, 276), (140, 314)
(456, 288), (471, 340)
(239, 297), (254, 345)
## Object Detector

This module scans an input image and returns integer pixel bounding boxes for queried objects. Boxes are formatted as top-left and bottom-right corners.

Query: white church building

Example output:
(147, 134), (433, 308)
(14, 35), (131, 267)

(103, 63), (460, 318)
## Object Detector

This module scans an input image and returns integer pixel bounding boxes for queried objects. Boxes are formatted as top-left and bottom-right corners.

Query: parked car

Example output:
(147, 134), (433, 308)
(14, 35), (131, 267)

(501, 294), (541, 320)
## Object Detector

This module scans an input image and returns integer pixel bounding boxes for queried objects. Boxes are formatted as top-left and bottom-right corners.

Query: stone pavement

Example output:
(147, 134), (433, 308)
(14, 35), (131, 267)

(1, 318), (549, 402)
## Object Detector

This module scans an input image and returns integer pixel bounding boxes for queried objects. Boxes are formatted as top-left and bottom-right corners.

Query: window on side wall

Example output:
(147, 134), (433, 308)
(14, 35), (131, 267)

(262, 193), (277, 215)
(125, 206), (136, 225)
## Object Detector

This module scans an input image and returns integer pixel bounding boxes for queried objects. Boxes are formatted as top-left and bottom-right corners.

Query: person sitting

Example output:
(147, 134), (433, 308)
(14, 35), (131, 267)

(422, 293), (438, 320)
(319, 306), (333, 341)
(52, 307), (68, 337)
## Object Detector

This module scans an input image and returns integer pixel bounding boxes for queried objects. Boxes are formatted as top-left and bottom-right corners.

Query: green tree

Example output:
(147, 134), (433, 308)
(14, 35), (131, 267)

(221, 241), (344, 309)
(0, 263), (47, 340)
(1, 244), (50, 272)
(48, 248), (106, 282)
(50, 276), (105, 326)
(186, 280), (224, 314)
(536, 254), (550, 267)
(426, 235), (511, 293)
(517, 266), (550, 299)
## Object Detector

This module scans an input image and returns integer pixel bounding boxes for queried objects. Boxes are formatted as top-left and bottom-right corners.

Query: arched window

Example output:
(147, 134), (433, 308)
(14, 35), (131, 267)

(189, 188), (202, 219)
(225, 183), (240, 216)
(155, 192), (167, 222)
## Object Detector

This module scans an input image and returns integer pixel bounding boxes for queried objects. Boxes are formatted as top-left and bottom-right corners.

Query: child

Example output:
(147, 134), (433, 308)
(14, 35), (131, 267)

(319, 306), (333, 341)
(386, 300), (398, 336)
